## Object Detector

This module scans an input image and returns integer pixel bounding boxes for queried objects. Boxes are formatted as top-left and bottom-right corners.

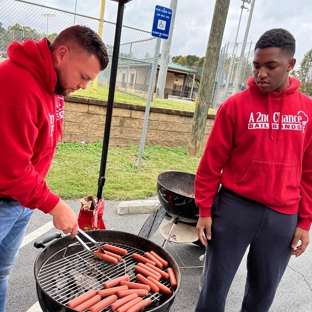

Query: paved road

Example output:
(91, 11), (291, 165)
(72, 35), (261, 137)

(5, 199), (312, 312)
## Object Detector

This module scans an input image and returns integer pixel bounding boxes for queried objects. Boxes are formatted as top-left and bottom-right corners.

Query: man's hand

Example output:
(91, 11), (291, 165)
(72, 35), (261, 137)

(196, 217), (212, 246)
(49, 199), (78, 238)
(291, 227), (310, 257)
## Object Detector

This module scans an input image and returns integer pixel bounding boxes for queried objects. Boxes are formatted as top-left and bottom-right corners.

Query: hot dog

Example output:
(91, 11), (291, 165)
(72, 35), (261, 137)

(116, 297), (142, 312)
(132, 253), (156, 265)
(135, 274), (159, 293)
(93, 250), (118, 264)
(67, 289), (97, 308)
(73, 294), (101, 311)
(103, 250), (122, 262)
(136, 263), (162, 279)
(103, 274), (130, 289)
(110, 293), (138, 311)
(150, 251), (168, 267)
(135, 265), (160, 281)
(127, 298), (152, 312)
(116, 289), (149, 298)
(119, 280), (151, 292)
(88, 295), (118, 312)
(144, 252), (163, 268)
(146, 262), (169, 280)
(103, 244), (128, 255)
(97, 285), (128, 297)
(167, 267), (177, 288)
(147, 276), (172, 295)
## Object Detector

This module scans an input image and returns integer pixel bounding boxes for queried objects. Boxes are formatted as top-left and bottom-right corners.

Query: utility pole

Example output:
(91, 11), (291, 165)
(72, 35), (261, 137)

(155, 0), (178, 99)
(187, 0), (231, 157)
(232, 0), (255, 94)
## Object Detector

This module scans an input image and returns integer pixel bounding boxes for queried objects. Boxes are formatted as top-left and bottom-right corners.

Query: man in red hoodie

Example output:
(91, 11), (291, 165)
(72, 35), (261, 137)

(195, 28), (311, 311)
(0, 25), (108, 311)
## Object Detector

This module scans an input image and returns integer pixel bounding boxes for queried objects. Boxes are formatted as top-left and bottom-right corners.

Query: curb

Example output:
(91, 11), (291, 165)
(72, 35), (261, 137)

(117, 199), (160, 215)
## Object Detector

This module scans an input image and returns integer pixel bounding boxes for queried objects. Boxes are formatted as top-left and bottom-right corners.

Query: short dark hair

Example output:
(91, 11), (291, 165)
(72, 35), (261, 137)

(50, 25), (109, 70)
(254, 28), (296, 57)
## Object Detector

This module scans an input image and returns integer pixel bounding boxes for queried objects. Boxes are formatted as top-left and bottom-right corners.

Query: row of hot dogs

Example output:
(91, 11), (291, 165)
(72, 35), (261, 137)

(66, 244), (177, 312)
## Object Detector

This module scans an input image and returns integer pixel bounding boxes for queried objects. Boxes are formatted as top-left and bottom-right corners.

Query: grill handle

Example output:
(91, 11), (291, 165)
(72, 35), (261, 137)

(34, 232), (62, 249)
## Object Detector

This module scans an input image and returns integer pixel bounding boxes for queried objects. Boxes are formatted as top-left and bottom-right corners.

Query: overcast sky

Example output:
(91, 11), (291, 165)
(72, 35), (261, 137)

(27, 0), (312, 70)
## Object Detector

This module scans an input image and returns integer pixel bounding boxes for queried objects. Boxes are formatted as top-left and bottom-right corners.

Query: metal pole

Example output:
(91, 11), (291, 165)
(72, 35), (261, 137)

(233, 0), (255, 94)
(221, 0), (248, 102)
(97, 0), (125, 199)
(137, 38), (161, 168)
(73, 0), (78, 25)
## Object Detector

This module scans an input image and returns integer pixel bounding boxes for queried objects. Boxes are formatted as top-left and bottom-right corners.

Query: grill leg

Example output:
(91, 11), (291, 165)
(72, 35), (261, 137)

(162, 217), (179, 248)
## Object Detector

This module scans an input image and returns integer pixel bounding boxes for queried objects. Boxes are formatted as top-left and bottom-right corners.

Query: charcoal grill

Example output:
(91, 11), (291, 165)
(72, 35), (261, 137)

(34, 230), (180, 312)
(157, 171), (200, 248)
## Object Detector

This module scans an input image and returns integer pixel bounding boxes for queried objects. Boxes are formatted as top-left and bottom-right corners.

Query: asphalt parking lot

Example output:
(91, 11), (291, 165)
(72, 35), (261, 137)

(5, 199), (312, 312)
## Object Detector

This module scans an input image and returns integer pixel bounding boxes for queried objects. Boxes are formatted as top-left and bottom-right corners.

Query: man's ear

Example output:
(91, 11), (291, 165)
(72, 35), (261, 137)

(287, 57), (296, 72)
(54, 45), (69, 65)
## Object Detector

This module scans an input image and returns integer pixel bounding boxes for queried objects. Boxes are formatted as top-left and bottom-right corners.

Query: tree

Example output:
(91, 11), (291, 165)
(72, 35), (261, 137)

(188, 0), (231, 157)
(298, 49), (312, 95)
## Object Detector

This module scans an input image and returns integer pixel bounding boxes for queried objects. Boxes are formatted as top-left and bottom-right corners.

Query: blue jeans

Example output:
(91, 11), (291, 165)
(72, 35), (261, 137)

(0, 200), (33, 312)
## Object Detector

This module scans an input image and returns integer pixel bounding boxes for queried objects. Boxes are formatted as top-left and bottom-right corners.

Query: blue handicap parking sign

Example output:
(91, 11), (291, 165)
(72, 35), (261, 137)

(151, 5), (172, 40)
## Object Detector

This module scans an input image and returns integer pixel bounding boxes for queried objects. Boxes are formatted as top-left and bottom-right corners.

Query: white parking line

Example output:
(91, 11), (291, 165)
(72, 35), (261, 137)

(20, 221), (54, 248)
(26, 301), (42, 312)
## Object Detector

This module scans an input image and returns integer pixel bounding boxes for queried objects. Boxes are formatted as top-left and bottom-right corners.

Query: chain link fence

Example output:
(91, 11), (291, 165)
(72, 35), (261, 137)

(0, 0), (157, 98)
(212, 41), (255, 108)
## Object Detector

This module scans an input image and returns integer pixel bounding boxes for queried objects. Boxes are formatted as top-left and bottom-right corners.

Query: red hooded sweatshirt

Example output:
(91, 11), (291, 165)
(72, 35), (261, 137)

(0, 38), (63, 213)
(195, 76), (312, 230)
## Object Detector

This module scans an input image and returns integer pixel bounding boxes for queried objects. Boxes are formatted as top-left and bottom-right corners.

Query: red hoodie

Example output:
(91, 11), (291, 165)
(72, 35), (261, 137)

(0, 38), (63, 213)
(195, 77), (312, 230)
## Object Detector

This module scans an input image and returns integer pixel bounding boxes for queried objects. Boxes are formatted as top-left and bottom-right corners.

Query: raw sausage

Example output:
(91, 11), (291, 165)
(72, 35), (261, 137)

(119, 280), (150, 291)
(116, 289), (149, 298)
(135, 274), (159, 293)
(67, 289), (97, 308)
(93, 250), (118, 264)
(135, 265), (160, 281)
(103, 250), (122, 262)
(132, 253), (156, 265)
(110, 293), (138, 311)
(137, 263), (161, 279)
(116, 297), (142, 312)
(103, 274), (130, 289)
(127, 298), (152, 312)
(89, 294), (118, 312)
(104, 244), (128, 255)
(97, 285), (128, 297)
(144, 252), (163, 268)
(73, 294), (101, 311)
(150, 251), (168, 267)
(146, 263), (169, 280)
(167, 267), (177, 288)
(147, 277), (172, 295)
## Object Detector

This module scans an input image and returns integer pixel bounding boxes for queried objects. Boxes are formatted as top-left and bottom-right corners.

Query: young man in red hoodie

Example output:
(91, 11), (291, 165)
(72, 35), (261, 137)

(0, 25), (108, 311)
(195, 28), (311, 311)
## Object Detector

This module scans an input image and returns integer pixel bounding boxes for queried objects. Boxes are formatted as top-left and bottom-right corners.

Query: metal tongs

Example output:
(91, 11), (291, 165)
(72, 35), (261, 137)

(76, 228), (106, 260)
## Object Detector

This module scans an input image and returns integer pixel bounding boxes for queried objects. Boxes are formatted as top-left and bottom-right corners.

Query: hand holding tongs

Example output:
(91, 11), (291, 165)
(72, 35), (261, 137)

(76, 228), (118, 264)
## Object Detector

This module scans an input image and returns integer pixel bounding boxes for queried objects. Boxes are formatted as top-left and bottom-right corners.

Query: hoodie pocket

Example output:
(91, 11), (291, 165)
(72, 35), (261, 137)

(235, 160), (300, 207)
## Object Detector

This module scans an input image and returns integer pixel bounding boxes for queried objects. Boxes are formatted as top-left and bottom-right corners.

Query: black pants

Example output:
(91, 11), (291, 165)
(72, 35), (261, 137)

(195, 187), (298, 312)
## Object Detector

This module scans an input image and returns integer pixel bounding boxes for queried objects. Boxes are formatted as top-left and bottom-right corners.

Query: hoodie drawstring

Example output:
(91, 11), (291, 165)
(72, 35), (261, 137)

(267, 90), (286, 144)
(277, 91), (286, 144)
(268, 93), (273, 140)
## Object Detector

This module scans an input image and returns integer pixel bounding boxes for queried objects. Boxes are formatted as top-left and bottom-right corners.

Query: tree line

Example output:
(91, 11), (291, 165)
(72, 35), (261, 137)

(173, 52), (312, 96)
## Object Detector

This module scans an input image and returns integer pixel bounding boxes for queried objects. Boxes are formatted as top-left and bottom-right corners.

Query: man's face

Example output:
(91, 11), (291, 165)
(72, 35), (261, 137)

(253, 47), (296, 93)
(54, 48), (101, 96)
